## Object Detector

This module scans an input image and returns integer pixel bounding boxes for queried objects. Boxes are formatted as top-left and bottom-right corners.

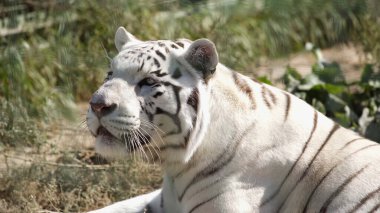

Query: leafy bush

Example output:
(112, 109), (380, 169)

(283, 54), (380, 142)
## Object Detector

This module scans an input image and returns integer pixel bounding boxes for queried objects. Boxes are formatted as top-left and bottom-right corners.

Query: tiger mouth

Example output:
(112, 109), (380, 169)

(96, 126), (151, 152)
(96, 126), (121, 145)
(96, 126), (115, 137)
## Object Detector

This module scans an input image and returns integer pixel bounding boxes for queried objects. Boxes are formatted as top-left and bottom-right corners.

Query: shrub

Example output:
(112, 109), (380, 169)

(283, 54), (380, 142)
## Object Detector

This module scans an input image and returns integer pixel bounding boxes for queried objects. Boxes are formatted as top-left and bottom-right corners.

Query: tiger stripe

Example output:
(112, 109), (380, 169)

(153, 58), (160, 67)
(178, 122), (256, 201)
(260, 110), (318, 206)
(267, 87), (277, 104)
(277, 123), (340, 211)
(299, 123), (340, 180)
(233, 72), (256, 110)
(171, 44), (179, 49)
(349, 184), (380, 213)
(261, 85), (277, 109)
(261, 86), (271, 108)
(340, 137), (366, 150)
(283, 92), (291, 122)
(187, 88), (199, 112)
(303, 144), (379, 212)
(175, 41), (184, 48)
(369, 203), (380, 213)
(151, 69), (168, 77)
(319, 164), (371, 213)
(188, 182), (253, 213)
(155, 50), (166, 60)
(153, 91), (164, 98)
(188, 193), (221, 213)
(138, 61), (145, 72)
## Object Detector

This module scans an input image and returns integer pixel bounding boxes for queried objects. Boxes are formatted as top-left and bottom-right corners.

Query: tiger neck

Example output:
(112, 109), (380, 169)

(161, 66), (314, 181)
(163, 67), (260, 176)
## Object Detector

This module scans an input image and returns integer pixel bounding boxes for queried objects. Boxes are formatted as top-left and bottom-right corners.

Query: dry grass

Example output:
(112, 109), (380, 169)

(0, 158), (161, 212)
(0, 104), (162, 213)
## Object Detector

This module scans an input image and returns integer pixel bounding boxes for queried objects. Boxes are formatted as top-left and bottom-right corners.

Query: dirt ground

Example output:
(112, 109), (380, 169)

(0, 103), (93, 172)
(253, 43), (365, 84)
(0, 103), (162, 212)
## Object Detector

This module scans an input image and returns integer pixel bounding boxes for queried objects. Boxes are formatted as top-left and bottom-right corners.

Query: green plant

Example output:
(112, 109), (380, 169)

(1, 0), (377, 124)
(283, 56), (380, 142)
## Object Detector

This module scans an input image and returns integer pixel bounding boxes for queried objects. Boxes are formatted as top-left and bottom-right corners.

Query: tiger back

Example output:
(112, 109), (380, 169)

(86, 27), (380, 213)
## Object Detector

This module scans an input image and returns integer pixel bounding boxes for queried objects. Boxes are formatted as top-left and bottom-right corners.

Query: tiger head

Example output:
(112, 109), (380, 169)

(86, 27), (218, 163)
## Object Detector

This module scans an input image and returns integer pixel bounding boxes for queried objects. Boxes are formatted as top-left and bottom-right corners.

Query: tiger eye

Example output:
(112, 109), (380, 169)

(146, 78), (155, 85)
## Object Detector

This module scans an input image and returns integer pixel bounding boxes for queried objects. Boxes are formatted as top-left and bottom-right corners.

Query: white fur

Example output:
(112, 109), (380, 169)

(87, 28), (380, 213)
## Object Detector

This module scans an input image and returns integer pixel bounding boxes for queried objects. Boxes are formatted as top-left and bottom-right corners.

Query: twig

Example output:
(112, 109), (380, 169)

(3, 154), (126, 170)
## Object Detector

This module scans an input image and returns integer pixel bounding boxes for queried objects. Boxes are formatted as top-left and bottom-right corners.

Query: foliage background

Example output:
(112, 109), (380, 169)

(0, 0), (379, 212)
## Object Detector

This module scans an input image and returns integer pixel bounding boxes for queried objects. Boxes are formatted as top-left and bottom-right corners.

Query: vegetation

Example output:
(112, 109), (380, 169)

(1, 0), (379, 139)
(0, 157), (161, 212)
(0, 0), (379, 211)
(283, 57), (380, 142)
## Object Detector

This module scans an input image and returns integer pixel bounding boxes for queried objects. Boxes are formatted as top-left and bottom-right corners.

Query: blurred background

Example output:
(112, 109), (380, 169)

(0, 0), (379, 212)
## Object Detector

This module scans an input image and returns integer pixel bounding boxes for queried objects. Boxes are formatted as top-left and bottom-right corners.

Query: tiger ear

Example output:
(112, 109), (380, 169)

(184, 39), (219, 80)
(115, 27), (139, 52)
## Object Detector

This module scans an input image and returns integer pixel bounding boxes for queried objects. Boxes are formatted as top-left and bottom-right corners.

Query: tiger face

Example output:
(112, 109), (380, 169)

(86, 27), (218, 162)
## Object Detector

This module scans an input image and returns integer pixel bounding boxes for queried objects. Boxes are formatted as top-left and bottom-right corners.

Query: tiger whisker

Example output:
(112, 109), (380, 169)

(137, 129), (156, 164)
(123, 132), (132, 161)
(125, 131), (137, 162)
(139, 123), (165, 163)
(139, 128), (161, 164)
(140, 120), (165, 146)
(140, 119), (165, 134)
(139, 126), (162, 151)
(131, 131), (139, 162)
(133, 130), (149, 162)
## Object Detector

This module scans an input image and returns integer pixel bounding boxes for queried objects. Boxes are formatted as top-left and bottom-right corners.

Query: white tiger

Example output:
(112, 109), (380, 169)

(86, 27), (380, 213)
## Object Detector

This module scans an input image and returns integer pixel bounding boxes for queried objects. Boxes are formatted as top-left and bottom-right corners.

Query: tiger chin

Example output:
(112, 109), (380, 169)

(86, 26), (380, 213)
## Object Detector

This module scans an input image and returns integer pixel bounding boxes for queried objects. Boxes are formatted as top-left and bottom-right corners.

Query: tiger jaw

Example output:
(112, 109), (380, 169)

(87, 108), (153, 154)
(95, 125), (151, 151)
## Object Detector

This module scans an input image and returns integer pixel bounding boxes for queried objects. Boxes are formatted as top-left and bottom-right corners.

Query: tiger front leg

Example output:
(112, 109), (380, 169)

(88, 189), (163, 213)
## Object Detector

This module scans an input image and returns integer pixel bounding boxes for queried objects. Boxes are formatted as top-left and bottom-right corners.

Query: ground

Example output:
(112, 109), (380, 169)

(0, 103), (162, 212)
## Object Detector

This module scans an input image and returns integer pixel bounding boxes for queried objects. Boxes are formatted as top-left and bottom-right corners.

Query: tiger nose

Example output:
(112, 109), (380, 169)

(90, 94), (117, 118)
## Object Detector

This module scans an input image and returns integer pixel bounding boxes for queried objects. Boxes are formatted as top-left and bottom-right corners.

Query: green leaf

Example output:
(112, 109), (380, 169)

(324, 84), (345, 95)
(365, 120), (380, 142)
(312, 62), (346, 85)
(334, 112), (351, 127)
(286, 66), (302, 81)
(298, 74), (324, 90)
(325, 94), (347, 112)
(361, 64), (374, 83)
(258, 76), (273, 85)
(311, 99), (326, 114)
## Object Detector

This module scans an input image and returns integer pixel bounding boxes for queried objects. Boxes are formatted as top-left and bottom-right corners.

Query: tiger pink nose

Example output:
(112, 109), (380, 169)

(90, 98), (117, 118)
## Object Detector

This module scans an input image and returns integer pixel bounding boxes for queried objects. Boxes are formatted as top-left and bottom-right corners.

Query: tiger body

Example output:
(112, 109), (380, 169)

(86, 27), (380, 213)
